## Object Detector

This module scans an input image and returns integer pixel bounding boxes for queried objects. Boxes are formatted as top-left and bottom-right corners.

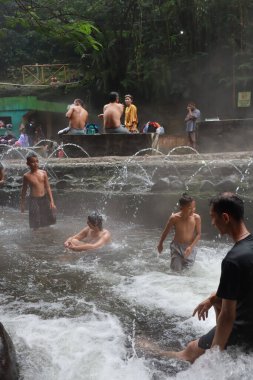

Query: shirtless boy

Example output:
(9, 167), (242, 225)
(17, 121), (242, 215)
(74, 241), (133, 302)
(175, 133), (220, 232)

(20, 152), (56, 229)
(157, 193), (201, 271)
(99, 92), (129, 134)
(66, 99), (88, 134)
(64, 212), (111, 252)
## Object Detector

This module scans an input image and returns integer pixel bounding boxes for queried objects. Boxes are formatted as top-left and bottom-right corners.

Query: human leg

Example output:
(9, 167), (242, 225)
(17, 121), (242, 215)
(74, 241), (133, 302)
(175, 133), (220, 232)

(137, 337), (205, 363)
(170, 254), (184, 271)
(188, 131), (196, 149)
(170, 241), (185, 271)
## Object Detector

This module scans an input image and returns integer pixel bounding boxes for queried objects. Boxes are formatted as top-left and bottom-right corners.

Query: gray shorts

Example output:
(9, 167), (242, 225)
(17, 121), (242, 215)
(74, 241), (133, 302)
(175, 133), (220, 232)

(105, 125), (130, 134)
(68, 128), (85, 135)
(170, 241), (197, 271)
(198, 326), (253, 350)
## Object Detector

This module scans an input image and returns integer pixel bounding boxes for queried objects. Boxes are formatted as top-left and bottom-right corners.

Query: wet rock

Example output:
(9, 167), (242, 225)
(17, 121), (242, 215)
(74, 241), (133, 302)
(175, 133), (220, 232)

(151, 178), (170, 192)
(215, 179), (237, 192)
(62, 174), (78, 182)
(56, 180), (70, 190)
(199, 180), (215, 192)
(170, 180), (184, 190)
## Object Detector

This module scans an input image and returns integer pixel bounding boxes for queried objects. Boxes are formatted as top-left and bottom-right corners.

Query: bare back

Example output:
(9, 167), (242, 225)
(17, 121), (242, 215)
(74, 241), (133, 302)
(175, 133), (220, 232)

(66, 105), (88, 129)
(103, 103), (124, 128)
(172, 212), (200, 244)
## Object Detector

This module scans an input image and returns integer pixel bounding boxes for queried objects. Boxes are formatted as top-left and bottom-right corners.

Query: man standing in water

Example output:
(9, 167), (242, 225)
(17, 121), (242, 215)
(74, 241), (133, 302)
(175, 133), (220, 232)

(143, 193), (253, 362)
(185, 102), (200, 149)
(99, 92), (129, 134)
(66, 98), (88, 134)
(157, 193), (201, 271)
(64, 212), (111, 252)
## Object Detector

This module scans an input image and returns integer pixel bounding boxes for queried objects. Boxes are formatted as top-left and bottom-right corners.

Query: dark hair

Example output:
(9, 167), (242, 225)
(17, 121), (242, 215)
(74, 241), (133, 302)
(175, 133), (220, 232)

(88, 212), (103, 230)
(125, 94), (133, 100)
(109, 92), (119, 102)
(179, 193), (194, 207)
(74, 99), (84, 107)
(210, 192), (244, 222)
(26, 151), (38, 162)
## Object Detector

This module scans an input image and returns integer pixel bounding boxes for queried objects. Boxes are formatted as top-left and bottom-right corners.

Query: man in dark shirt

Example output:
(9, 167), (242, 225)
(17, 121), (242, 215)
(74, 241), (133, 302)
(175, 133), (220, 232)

(139, 192), (253, 363)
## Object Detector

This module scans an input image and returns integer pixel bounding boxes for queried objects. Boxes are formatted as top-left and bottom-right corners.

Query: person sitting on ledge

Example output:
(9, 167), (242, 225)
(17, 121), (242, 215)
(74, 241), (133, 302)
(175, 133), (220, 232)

(99, 92), (129, 134)
(64, 212), (111, 252)
(65, 99), (88, 135)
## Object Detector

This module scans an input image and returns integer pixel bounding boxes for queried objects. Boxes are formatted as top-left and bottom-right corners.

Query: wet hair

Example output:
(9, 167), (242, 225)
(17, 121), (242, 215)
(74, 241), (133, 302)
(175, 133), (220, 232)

(179, 193), (194, 207)
(109, 92), (119, 102)
(74, 99), (84, 107)
(87, 212), (103, 230)
(26, 151), (38, 162)
(125, 94), (133, 101)
(210, 192), (244, 222)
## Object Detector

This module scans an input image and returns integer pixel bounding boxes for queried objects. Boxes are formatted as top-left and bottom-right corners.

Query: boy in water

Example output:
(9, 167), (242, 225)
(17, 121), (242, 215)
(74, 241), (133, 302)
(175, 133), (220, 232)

(0, 162), (5, 186)
(157, 193), (201, 271)
(64, 212), (111, 252)
(20, 152), (56, 229)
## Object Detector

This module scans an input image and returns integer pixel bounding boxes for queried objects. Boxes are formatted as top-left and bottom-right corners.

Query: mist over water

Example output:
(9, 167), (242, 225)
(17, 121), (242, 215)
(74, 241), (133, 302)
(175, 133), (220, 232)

(1, 207), (253, 379)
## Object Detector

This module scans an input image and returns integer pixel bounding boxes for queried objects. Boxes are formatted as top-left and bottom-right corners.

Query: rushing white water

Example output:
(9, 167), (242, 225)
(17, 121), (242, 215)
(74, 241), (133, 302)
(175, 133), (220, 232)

(0, 207), (253, 379)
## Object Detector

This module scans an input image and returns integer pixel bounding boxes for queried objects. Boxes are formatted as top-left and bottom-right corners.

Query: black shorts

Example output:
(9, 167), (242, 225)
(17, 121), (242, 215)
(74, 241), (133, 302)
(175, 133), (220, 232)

(198, 326), (253, 350)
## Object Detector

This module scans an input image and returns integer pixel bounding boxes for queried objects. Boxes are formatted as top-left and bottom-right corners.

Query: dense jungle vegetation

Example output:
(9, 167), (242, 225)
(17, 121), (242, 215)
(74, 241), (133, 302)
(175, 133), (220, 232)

(0, 0), (253, 116)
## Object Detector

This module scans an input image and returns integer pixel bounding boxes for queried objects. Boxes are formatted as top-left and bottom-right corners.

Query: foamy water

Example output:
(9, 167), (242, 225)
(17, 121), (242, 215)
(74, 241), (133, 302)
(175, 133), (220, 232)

(0, 208), (252, 379)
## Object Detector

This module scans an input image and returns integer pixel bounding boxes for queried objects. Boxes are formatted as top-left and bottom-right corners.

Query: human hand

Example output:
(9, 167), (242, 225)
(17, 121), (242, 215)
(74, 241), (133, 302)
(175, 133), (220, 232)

(50, 202), (56, 210)
(64, 240), (71, 248)
(193, 298), (212, 321)
(184, 246), (192, 259)
(157, 242), (163, 254)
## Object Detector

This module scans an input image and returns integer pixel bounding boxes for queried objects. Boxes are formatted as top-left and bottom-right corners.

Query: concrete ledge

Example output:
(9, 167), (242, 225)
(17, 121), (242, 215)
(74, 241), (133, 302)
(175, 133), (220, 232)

(62, 133), (159, 156)
(198, 119), (253, 152)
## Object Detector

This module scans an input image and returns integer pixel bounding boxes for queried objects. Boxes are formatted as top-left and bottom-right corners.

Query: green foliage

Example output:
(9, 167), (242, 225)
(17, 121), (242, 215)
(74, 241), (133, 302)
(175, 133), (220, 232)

(1, 0), (253, 107)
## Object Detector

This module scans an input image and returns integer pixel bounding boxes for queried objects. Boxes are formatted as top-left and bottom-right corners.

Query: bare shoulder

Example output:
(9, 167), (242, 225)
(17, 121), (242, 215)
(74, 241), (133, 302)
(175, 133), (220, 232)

(194, 213), (201, 221)
(102, 229), (111, 241)
(171, 212), (180, 221)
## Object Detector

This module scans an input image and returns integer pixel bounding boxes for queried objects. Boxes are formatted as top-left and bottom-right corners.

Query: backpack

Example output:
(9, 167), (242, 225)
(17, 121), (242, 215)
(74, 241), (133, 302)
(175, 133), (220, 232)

(86, 124), (99, 135)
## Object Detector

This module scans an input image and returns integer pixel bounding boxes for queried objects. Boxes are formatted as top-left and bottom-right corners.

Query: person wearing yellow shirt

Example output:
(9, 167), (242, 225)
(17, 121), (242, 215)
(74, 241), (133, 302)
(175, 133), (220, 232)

(124, 94), (139, 133)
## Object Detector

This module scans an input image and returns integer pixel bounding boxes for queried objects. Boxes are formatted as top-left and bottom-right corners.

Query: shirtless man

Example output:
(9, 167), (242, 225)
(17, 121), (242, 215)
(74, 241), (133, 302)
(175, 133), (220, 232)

(20, 152), (56, 229)
(157, 193), (201, 271)
(64, 212), (111, 252)
(99, 92), (129, 134)
(66, 99), (88, 135)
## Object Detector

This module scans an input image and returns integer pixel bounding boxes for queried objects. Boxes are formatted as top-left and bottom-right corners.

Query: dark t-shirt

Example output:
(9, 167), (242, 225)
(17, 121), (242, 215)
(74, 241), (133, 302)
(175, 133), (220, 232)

(216, 234), (253, 333)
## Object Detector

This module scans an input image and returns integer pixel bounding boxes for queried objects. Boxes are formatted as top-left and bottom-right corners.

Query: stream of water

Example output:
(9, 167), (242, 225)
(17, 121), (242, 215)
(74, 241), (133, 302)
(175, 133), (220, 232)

(1, 206), (253, 380)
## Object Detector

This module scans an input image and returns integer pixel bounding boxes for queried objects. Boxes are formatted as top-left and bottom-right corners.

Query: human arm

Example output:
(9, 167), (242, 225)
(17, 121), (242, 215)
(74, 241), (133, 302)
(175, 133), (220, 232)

(0, 169), (4, 185)
(44, 172), (56, 209)
(184, 215), (201, 258)
(211, 299), (237, 350)
(64, 227), (89, 247)
(157, 215), (174, 254)
(67, 231), (111, 252)
(66, 106), (74, 119)
(20, 175), (28, 212)
(193, 292), (221, 321)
